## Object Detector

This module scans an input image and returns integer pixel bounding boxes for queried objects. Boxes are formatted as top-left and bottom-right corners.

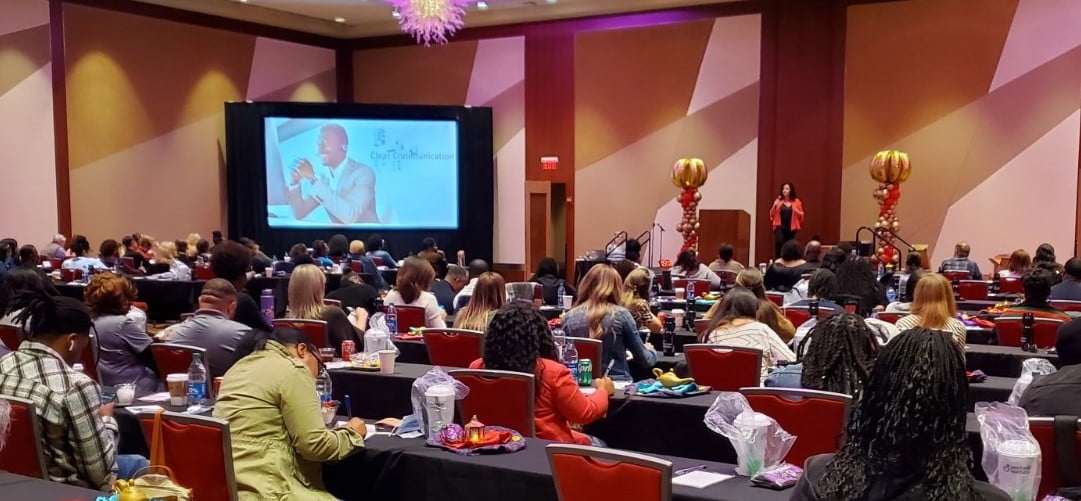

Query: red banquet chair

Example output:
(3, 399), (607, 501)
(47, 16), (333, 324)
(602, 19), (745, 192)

(534, 283), (544, 302)
(193, 266), (215, 280)
(765, 292), (785, 307)
(0, 325), (23, 351)
(149, 344), (214, 396)
(546, 444), (672, 501)
(370, 256), (384, 266)
(137, 411), (238, 501)
(875, 312), (905, 324)
(568, 337), (601, 373)
(392, 305), (426, 333)
(684, 344), (763, 392)
(994, 316), (1064, 349)
(449, 369), (536, 437)
(672, 279), (710, 299)
(423, 328), (484, 368)
(999, 276), (1024, 294)
(349, 261), (363, 273)
(782, 306), (835, 329)
(942, 271), (971, 283)
(271, 318), (328, 349)
(0, 396), (48, 478)
(957, 280), (989, 301)
(740, 387), (853, 468)
(1050, 300), (1081, 313)
(1027, 417), (1081, 500)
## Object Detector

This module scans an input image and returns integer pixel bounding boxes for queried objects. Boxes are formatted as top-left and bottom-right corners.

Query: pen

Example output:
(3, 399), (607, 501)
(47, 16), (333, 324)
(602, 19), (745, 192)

(674, 465), (707, 477)
(602, 359), (616, 378)
(344, 394), (353, 418)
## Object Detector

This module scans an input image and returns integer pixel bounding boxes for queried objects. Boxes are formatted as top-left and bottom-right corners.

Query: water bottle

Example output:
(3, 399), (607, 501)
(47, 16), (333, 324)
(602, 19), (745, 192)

(186, 353), (208, 406)
(686, 280), (695, 300)
(877, 263), (885, 280)
(651, 277), (660, 297)
(552, 327), (566, 359)
(386, 304), (398, 334)
(886, 286), (897, 304)
(556, 282), (566, 307)
(562, 339), (579, 381)
(662, 316), (676, 356)
(316, 368), (333, 404)
(686, 298), (697, 330)
(260, 289), (274, 325)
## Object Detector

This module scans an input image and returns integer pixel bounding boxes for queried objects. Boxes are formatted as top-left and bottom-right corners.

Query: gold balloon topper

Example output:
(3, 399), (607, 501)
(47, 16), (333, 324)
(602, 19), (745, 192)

(869, 150), (911, 184)
(672, 157), (708, 188)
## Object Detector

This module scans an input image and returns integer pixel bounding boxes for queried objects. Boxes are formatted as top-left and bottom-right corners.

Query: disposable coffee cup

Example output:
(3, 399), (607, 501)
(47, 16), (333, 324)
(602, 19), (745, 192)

(166, 374), (188, 406)
(562, 295), (574, 309)
(671, 308), (686, 327)
(424, 384), (456, 436)
(264, 267), (273, 277)
(116, 384), (136, 405)
(995, 439), (1040, 501)
(733, 411), (772, 476)
(674, 288), (686, 300)
(378, 349), (396, 374)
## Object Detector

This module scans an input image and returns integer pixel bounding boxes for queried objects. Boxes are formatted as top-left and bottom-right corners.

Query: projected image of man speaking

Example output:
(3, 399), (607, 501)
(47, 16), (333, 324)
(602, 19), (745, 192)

(286, 123), (378, 224)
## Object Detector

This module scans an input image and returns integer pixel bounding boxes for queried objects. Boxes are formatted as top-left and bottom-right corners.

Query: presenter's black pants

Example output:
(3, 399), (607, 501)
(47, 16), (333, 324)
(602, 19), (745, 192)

(774, 227), (797, 259)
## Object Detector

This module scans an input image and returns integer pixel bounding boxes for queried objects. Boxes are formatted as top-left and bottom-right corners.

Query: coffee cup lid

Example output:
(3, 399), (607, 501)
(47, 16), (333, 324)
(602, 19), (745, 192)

(996, 439), (1039, 457)
(425, 384), (455, 397)
(166, 373), (189, 382)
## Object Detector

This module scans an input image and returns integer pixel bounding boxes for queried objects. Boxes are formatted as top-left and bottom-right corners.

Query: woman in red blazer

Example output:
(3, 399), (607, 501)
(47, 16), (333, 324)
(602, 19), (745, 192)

(469, 301), (615, 445)
(769, 182), (804, 259)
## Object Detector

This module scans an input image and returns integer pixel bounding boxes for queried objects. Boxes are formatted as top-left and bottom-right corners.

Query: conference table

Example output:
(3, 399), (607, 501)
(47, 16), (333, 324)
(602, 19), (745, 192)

(0, 472), (106, 500)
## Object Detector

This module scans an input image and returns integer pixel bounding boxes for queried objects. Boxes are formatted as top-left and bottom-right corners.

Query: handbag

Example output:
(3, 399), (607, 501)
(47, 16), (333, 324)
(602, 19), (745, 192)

(128, 410), (193, 501)
(1053, 415), (1081, 499)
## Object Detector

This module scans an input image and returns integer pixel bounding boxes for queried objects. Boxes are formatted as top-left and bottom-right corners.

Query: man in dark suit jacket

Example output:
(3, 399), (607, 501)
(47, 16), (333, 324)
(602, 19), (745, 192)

(1049, 257), (1081, 301)
(287, 124), (378, 224)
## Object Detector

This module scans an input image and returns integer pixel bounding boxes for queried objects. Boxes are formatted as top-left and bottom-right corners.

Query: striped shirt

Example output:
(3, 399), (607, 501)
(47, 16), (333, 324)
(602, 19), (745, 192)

(706, 321), (796, 382)
(894, 314), (966, 347)
(0, 341), (118, 489)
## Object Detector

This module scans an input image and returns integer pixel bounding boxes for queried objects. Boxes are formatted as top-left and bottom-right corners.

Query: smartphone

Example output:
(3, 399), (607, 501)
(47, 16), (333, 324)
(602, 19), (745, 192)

(100, 390), (116, 403)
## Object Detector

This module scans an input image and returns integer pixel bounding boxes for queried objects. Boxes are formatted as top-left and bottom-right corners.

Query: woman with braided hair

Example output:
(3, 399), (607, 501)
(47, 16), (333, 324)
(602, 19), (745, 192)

(766, 313), (878, 397)
(791, 328), (1010, 501)
(469, 300), (614, 445)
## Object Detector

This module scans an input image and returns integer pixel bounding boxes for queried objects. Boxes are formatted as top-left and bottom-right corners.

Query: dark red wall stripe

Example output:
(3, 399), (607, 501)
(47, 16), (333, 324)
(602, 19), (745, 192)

(49, 0), (71, 237)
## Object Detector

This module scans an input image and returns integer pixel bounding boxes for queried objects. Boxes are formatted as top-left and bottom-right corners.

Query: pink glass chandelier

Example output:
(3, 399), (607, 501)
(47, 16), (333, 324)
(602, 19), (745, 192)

(390, 0), (470, 46)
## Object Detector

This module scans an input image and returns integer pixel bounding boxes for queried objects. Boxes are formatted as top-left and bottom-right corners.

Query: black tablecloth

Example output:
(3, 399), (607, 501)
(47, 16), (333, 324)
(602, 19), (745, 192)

(394, 339), (430, 365)
(56, 279), (204, 322)
(965, 344), (1060, 377)
(956, 299), (1000, 312)
(0, 472), (106, 499)
(966, 327), (994, 345)
(330, 363), (434, 420)
(322, 435), (789, 501)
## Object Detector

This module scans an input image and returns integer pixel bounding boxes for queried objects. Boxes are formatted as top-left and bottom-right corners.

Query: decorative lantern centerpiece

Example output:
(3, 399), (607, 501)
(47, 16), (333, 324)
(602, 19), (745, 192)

(671, 158), (709, 254)
(465, 415), (486, 443)
(868, 150), (912, 266)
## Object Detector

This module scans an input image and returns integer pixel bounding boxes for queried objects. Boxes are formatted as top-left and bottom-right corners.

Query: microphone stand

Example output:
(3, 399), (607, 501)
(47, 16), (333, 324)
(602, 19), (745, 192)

(652, 222), (665, 267)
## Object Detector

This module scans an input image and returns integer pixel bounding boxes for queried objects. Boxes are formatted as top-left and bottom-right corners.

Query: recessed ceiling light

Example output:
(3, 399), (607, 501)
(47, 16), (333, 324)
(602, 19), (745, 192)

(334, 16), (346, 23)
(476, 1), (488, 10)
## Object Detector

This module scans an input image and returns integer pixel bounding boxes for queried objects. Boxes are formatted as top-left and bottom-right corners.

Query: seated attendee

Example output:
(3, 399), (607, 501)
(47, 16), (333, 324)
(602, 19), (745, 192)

(42, 233), (68, 260)
(835, 257), (887, 316)
(894, 273), (967, 346)
(0, 240), (13, 278)
(709, 243), (745, 275)
(999, 248), (1031, 279)
(11, 248), (57, 296)
(529, 257), (576, 306)
(453, 258), (490, 308)
(469, 301), (613, 445)
(786, 269), (844, 312)
(287, 264), (364, 351)
(701, 288), (795, 382)
(211, 230), (223, 248)
(326, 271), (380, 317)
(886, 267), (923, 313)
(0, 291), (149, 488)
(791, 329), (1010, 501)
(612, 259), (637, 281)
(213, 328), (365, 500)
(1000, 268), (1070, 321)
(720, 269), (796, 342)
(327, 233), (350, 261)
(893, 251), (925, 305)
(274, 243), (312, 275)
(121, 235), (145, 270)
(432, 264), (468, 314)
(453, 272), (506, 331)
(61, 235), (107, 274)
(1050, 257), (1081, 301)
(365, 234), (397, 268)
(764, 240), (808, 291)
(174, 240), (194, 268)
(671, 249), (721, 289)
(311, 239), (334, 268)
(1020, 318), (1081, 416)
(417, 237), (442, 263)
(147, 241), (191, 280)
(820, 247), (847, 273)
(136, 235), (156, 262)
(937, 241), (982, 279)
(184, 233), (201, 259)
(623, 267), (662, 333)
(195, 238), (211, 261)
(562, 265), (656, 381)
(212, 241), (273, 333)
(85, 273), (158, 392)
(240, 237), (272, 273)
(0, 268), (52, 355)
(803, 240), (823, 268)
(157, 279), (249, 379)
(1033, 242), (1064, 283)
(623, 238), (649, 273)
(344, 239), (386, 290)
(766, 312), (878, 395)
(384, 257), (446, 329)
(97, 239), (121, 268)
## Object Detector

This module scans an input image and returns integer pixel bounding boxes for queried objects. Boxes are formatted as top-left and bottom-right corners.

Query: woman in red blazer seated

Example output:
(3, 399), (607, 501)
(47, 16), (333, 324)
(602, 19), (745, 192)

(469, 300), (615, 445)
(769, 182), (804, 259)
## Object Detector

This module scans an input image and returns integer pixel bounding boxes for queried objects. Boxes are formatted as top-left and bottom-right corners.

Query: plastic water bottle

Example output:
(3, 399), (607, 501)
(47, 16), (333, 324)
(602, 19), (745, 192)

(562, 339), (579, 381)
(186, 353), (208, 406)
(686, 280), (695, 300)
(877, 262), (885, 280)
(556, 282), (566, 307)
(316, 369), (333, 404)
(662, 316), (676, 356)
(886, 286), (897, 303)
(260, 289), (274, 325)
(552, 327), (567, 359)
(386, 304), (398, 334)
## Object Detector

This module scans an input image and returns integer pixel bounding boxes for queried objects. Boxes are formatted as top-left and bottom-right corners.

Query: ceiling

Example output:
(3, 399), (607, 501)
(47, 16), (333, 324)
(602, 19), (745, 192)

(132, 0), (740, 39)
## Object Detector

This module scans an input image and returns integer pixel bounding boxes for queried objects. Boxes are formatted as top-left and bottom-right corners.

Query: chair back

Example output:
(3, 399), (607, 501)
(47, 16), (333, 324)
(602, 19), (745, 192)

(0, 325), (23, 351)
(150, 344), (210, 395)
(137, 411), (238, 501)
(193, 266), (215, 280)
(534, 283), (544, 301)
(740, 387), (852, 467)
(684, 344), (763, 391)
(349, 260), (362, 273)
(942, 270), (971, 282)
(717, 270), (738, 290)
(568, 337), (601, 373)
(60, 268), (81, 282)
(271, 318), (329, 349)
(121, 256), (136, 269)
(994, 316), (1064, 349)
(449, 369), (536, 437)
(693, 318), (710, 337)
(1000, 276), (1024, 294)
(48, 258), (62, 270)
(672, 279), (710, 298)
(781, 306), (835, 328)
(765, 292), (785, 307)
(0, 396), (48, 478)
(323, 298), (342, 308)
(1050, 300), (1081, 312)
(370, 256), (384, 266)
(1028, 417), (1081, 500)
(957, 280), (989, 300)
(875, 312), (904, 324)
(393, 305), (426, 332)
(423, 329), (484, 368)
(546, 444), (672, 501)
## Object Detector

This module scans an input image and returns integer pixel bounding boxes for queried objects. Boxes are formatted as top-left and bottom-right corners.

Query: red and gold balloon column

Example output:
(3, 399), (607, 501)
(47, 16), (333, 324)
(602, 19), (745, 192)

(671, 158), (708, 254)
(869, 150), (912, 265)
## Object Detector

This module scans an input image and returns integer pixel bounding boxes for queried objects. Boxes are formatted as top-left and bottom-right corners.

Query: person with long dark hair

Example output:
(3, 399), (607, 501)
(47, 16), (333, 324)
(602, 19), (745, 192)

(766, 313), (878, 396)
(765, 239), (808, 291)
(672, 249), (721, 289)
(791, 328), (1010, 500)
(834, 257), (886, 316)
(469, 301), (613, 445)
(365, 234), (397, 269)
(1033, 242), (1063, 283)
(769, 182), (804, 258)
(214, 328), (365, 500)
(702, 288), (794, 382)
(61, 235), (106, 274)
(529, 257), (575, 306)
(453, 272), (506, 331)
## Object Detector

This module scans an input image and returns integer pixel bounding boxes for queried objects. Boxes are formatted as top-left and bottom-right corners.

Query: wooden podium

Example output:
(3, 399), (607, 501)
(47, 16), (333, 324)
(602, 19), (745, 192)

(696, 210), (752, 267)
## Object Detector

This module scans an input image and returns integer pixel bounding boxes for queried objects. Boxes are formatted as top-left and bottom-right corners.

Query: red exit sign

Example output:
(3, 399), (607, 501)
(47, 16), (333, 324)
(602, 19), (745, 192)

(541, 156), (559, 171)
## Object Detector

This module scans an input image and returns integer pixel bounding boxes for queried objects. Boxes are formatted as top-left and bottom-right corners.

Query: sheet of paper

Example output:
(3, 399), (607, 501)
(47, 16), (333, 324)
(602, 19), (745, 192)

(579, 387), (596, 395)
(138, 392), (172, 402)
(324, 361), (350, 370)
(672, 471), (734, 489)
(613, 381), (631, 391)
(335, 422), (386, 440)
(125, 405), (163, 414)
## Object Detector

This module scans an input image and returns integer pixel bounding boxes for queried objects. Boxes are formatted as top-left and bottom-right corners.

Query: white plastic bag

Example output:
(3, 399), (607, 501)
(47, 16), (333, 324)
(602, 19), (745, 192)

(703, 392), (796, 476)
(976, 402), (1042, 501)
(394, 366), (470, 437)
(1008, 358), (1057, 405)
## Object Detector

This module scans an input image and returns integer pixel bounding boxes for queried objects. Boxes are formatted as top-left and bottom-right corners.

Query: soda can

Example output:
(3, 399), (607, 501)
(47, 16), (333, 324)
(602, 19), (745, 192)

(341, 340), (355, 362)
(578, 359), (593, 386)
